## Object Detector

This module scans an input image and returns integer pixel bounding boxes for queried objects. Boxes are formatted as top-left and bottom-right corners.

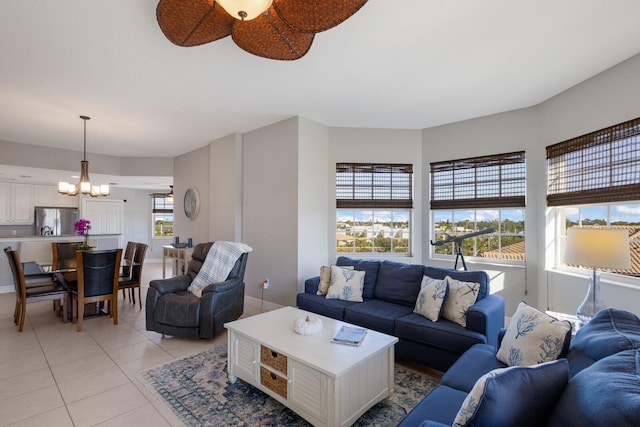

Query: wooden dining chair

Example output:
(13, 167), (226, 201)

(120, 241), (136, 300)
(4, 247), (68, 332)
(72, 249), (122, 332)
(52, 241), (83, 284)
(118, 243), (148, 309)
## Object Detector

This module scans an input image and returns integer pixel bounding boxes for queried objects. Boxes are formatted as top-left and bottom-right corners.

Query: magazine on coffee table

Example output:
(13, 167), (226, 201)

(331, 326), (367, 346)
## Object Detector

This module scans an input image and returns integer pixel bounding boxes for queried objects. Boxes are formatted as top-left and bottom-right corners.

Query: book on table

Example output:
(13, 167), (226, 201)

(331, 325), (367, 346)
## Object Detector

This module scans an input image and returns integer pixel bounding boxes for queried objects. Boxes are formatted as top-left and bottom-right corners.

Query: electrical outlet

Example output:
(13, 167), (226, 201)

(261, 279), (270, 289)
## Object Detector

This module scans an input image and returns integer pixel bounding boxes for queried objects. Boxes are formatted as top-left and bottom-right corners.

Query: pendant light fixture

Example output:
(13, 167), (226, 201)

(58, 115), (110, 197)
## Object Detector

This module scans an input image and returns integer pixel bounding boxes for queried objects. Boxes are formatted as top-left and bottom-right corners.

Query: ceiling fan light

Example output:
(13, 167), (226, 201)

(216, 0), (272, 21)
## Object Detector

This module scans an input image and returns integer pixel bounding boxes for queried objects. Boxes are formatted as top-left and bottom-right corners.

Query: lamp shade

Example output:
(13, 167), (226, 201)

(216, 0), (273, 20)
(564, 228), (632, 270)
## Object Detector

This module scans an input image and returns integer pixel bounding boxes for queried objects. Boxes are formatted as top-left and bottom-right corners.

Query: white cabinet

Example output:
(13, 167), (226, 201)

(34, 185), (78, 208)
(0, 183), (34, 224)
(81, 199), (123, 234)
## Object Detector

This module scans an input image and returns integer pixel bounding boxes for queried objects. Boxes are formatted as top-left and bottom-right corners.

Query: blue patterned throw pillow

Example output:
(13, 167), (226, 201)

(497, 302), (572, 367)
(326, 266), (365, 302)
(453, 359), (569, 427)
(414, 275), (448, 321)
(442, 276), (480, 327)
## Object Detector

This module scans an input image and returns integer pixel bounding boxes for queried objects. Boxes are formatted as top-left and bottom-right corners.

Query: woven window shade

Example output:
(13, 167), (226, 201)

(336, 163), (413, 209)
(430, 151), (526, 210)
(152, 197), (173, 214)
(546, 117), (640, 206)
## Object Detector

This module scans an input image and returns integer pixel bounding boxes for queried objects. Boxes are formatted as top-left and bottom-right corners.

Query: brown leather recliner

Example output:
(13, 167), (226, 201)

(145, 242), (248, 339)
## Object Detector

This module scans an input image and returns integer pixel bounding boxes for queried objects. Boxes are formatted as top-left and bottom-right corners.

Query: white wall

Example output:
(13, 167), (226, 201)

(242, 118), (300, 306)
(209, 133), (243, 242)
(174, 145), (210, 248)
(328, 127), (424, 264)
(297, 117), (330, 291)
(421, 108), (539, 315)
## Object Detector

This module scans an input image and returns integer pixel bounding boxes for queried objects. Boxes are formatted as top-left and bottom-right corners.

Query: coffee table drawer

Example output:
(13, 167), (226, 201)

(260, 367), (287, 399)
(261, 345), (288, 374)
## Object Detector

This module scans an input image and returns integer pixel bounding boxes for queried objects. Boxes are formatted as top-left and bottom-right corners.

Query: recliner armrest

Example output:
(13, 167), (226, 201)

(304, 276), (320, 294)
(201, 277), (243, 295)
(149, 275), (191, 294)
(466, 294), (505, 348)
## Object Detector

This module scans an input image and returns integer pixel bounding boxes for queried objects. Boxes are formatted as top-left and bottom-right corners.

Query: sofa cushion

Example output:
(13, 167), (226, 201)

(344, 300), (414, 335)
(296, 293), (359, 321)
(453, 359), (569, 427)
(497, 302), (571, 366)
(441, 343), (507, 393)
(414, 276), (448, 321)
(374, 260), (424, 306)
(423, 266), (490, 301)
(336, 256), (380, 299)
(442, 276), (480, 327)
(567, 308), (640, 377)
(326, 266), (365, 302)
(154, 291), (200, 328)
(398, 385), (468, 427)
(549, 349), (640, 427)
(395, 313), (486, 354)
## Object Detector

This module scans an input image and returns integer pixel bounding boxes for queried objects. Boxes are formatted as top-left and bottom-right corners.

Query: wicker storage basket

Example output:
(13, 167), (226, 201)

(260, 367), (287, 399)
(261, 346), (288, 374)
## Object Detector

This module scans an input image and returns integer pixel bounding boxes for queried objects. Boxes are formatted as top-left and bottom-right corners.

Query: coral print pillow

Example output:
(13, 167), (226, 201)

(414, 276), (448, 321)
(497, 302), (572, 367)
(326, 266), (365, 302)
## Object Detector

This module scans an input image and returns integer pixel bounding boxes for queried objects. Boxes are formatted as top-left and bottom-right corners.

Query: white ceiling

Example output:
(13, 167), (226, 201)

(1, 1), (640, 187)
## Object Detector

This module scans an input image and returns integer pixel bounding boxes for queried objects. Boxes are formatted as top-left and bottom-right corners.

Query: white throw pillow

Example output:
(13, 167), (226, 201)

(496, 302), (572, 367)
(317, 265), (353, 295)
(326, 266), (365, 302)
(442, 276), (480, 327)
(414, 276), (448, 321)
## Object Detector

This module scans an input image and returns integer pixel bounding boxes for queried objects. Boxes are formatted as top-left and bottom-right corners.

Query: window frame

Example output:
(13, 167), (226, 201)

(335, 162), (414, 257)
(151, 195), (173, 239)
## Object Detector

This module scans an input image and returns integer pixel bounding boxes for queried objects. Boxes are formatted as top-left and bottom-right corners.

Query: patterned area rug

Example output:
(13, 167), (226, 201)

(142, 345), (438, 426)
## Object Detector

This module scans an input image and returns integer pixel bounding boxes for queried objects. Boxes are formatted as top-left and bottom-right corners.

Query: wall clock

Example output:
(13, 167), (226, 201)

(184, 187), (200, 220)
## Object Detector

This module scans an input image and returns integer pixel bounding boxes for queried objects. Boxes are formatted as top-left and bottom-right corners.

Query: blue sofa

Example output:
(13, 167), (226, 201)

(296, 256), (505, 371)
(399, 308), (640, 427)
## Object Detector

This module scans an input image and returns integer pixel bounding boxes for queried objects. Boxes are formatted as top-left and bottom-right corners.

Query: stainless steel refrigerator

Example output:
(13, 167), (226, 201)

(34, 207), (79, 236)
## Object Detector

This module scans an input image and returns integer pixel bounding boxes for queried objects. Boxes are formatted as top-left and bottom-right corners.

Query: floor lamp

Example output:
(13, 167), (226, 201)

(564, 228), (632, 324)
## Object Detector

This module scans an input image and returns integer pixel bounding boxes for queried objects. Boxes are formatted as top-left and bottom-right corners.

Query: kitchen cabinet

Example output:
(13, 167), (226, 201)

(34, 185), (78, 208)
(0, 183), (34, 224)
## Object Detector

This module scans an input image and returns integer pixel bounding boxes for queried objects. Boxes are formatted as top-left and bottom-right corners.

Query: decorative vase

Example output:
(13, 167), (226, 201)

(576, 269), (606, 324)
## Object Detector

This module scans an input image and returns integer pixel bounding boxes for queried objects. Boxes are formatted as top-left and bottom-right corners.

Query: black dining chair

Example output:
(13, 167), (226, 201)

(4, 246), (68, 332)
(118, 243), (148, 309)
(119, 241), (136, 299)
(72, 249), (122, 332)
(52, 241), (83, 284)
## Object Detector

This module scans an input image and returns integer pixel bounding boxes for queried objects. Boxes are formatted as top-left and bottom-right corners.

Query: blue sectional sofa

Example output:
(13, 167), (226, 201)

(296, 256), (505, 371)
(399, 308), (640, 427)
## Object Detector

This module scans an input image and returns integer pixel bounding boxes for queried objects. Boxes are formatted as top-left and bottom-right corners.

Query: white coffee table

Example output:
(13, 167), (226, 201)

(225, 306), (398, 427)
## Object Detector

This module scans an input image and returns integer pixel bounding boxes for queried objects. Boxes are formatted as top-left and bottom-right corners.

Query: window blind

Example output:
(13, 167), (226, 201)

(152, 196), (173, 214)
(430, 151), (526, 209)
(336, 163), (413, 209)
(546, 117), (640, 206)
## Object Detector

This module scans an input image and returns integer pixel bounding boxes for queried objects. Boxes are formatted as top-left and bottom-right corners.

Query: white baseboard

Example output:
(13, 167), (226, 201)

(245, 295), (282, 312)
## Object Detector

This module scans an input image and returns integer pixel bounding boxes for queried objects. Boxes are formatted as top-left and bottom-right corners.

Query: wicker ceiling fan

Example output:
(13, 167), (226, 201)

(156, 0), (368, 60)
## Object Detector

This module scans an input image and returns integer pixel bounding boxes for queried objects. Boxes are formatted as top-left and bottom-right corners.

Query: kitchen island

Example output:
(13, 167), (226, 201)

(0, 234), (121, 293)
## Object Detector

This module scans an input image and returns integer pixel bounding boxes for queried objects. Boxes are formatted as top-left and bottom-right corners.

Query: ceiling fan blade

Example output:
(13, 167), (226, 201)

(273, 0), (368, 33)
(156, 0), (234, 47)
(232, 8), (314, 60)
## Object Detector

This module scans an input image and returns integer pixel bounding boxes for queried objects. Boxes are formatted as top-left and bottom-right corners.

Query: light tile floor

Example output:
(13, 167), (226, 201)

(0, 263), (262, 427)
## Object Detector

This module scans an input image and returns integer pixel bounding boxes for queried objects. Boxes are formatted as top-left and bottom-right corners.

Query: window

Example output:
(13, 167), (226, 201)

(430, 151), (526, 262)
(547, 117), (640, 277)
(336, 163), (412, 255)
(152, 196), (173, 237)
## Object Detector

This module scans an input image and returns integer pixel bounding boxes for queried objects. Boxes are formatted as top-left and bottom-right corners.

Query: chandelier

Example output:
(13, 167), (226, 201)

(156, 0), (368, 60)
(58, 116), (110, 197)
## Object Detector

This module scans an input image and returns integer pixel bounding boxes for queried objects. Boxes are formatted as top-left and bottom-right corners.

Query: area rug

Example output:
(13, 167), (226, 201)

(142, 345), (438, 426)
